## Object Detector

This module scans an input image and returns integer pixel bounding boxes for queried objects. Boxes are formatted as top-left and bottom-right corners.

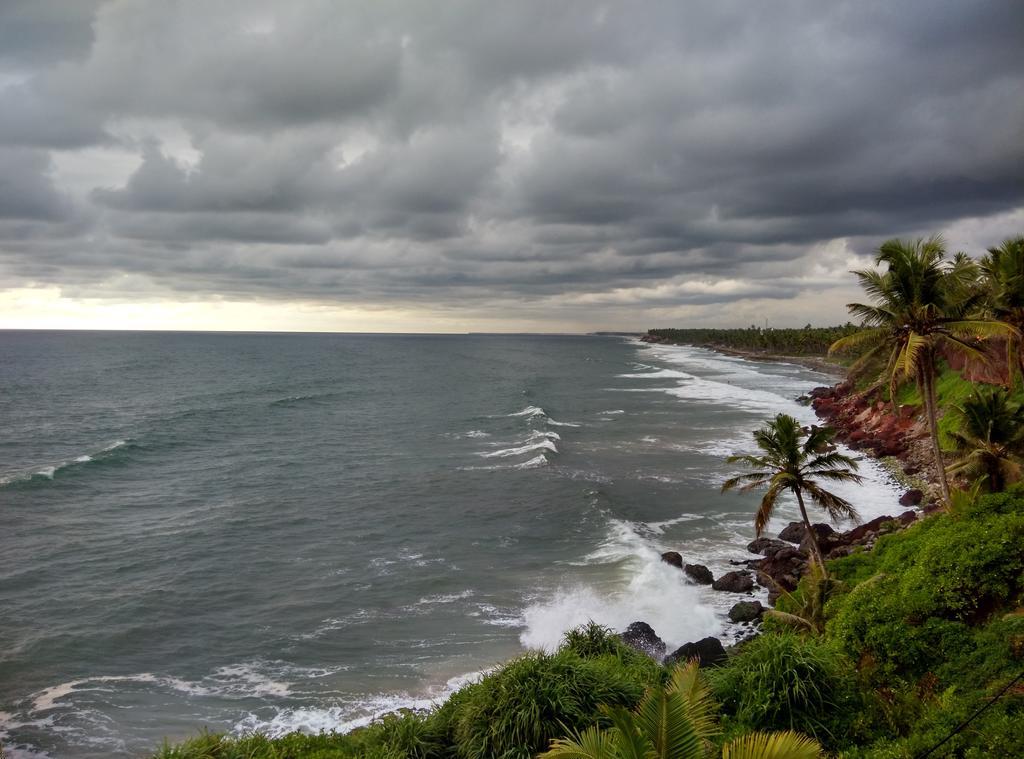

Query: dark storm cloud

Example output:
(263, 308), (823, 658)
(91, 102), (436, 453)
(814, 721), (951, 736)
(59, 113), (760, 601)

(0, 0), (1022, 319)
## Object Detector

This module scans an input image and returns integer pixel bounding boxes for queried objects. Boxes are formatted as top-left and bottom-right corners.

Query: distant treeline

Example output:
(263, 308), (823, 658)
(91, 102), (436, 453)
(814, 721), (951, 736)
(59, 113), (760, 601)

(646, 325), (861, 356)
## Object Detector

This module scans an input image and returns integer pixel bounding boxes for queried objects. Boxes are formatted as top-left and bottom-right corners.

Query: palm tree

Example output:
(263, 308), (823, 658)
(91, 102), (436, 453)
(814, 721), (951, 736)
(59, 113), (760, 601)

(828, 236), (1012, 503)
(721, 414), (861, 570)
(979, 236), (1024, 385)
(947, 386), (1024, 492)
(541, 662), (824, 759)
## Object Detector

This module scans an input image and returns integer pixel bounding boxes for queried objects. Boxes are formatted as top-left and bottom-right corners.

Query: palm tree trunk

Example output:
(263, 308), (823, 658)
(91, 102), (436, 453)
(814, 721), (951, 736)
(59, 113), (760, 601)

(919, 360), (952, 503)
(794, 489), (826, 572)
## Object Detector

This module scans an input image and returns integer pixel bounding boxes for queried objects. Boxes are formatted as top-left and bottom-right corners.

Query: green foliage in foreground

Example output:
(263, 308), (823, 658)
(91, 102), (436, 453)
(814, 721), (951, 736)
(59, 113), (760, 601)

(708, 632), (861, 745)
(156, 490), (1024, 759)
(543, 661), (824, 759)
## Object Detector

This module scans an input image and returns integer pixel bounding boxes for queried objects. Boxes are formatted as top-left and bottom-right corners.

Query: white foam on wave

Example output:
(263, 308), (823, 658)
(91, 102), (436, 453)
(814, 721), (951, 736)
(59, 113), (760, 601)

(478, 439), (558, 459)
(232, 670), (491, 739)
(617, 369), (690, 379)
(417, 590), (475, 605)
(0, 440), (128, 486)
(21, 660), (335, 719)
(546, 418), (580, 427)
(520, 520), (720, 652)
(507, 405), (547, 418)
(515, 454), (549, 469)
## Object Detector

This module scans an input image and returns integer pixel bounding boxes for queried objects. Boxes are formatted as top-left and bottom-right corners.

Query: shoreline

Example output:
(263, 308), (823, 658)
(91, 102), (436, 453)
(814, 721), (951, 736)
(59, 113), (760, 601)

(640, 337), (846, 377)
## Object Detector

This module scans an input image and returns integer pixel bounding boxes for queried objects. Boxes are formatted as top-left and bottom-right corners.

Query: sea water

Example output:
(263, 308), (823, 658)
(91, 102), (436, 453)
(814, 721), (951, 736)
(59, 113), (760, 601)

(0, 332), (901, 757)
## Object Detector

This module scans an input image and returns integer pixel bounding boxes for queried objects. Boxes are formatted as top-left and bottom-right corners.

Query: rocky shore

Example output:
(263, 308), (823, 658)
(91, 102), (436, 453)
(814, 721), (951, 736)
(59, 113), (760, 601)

(615, 367), (937, 665)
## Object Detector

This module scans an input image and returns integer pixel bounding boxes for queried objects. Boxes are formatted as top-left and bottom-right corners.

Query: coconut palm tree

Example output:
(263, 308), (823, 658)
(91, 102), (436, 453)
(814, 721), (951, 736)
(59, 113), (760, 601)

(947, 386), (1024, 492)
(979, 236), (1024, 385)
(828, 236), (1012, 503)
(721, 414), (861, 570)
(541, 661), (824, 759)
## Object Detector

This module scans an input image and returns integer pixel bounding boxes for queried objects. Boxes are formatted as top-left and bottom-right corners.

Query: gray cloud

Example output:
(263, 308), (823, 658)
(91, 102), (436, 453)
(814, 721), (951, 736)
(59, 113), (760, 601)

(0, 0), (1022, 326)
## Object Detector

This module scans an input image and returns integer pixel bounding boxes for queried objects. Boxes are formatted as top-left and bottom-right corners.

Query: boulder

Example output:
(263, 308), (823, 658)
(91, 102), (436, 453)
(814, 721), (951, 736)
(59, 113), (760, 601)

(778, 522), (806, 543)
(728, 600), (765, 623)
(899, 489), (924, 507)
(663, 637), (728, 668)
(799, 523), (840, 556)
(683, 563), (714, 585)
(619, 622), (666, 660)
(841, 515), (896, 545)
(661, 551), (683, 569)
(898, 510), (918, 526)
(746, 537), (790, 557)
(754, 547), (808, 596)
(712, 570), (754, 593)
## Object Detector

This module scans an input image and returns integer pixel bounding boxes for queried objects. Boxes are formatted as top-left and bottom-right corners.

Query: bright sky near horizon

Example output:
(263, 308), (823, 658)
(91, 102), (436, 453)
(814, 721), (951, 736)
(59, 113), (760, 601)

(1, 1), (1022, 332)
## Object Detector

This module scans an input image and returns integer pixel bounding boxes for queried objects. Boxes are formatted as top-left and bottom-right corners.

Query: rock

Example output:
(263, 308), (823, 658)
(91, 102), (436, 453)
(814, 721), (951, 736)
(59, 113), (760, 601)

(664, 637), (728, 668)
(754, 547), (808, 597)
(899, 489), (924, 506)
(799, 523), (840, 556)
(826, 545), (854, 560)
(661, 551), (683, 569)
(778, 522), (806, 543)
(619, 621), (666, 659)
(712, 570), (754, 593)
(683, 563), (714, 585)
(746, 537), (790, 557)
(841, 515), (896, 544)
(728, 600), (765, 623)
(898, 510), (918, 526)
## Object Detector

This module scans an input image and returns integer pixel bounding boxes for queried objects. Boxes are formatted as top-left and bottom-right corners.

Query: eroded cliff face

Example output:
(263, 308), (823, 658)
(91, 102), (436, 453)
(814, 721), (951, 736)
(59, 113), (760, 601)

(811, 382), (940, 491)
(942, 338), (1010, 385)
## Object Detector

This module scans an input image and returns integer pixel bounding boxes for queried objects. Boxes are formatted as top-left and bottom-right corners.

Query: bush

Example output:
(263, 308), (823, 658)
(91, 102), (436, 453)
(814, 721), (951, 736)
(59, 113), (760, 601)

(449, 646), (656, 759)
(708, 632), (860, 745)
(828, 496), (1024, 677)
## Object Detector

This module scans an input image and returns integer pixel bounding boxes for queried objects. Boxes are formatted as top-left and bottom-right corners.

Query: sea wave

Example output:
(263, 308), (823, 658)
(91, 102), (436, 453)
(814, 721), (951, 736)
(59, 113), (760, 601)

(0, 440), (129, 488)
(477, 439), (558, 459)
(231, 670), (490, 739)
(519, 519), (721, 653)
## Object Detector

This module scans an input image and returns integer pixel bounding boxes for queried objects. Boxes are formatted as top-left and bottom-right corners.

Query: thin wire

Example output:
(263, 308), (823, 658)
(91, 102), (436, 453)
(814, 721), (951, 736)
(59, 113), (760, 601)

(913, 669), (1024, 758)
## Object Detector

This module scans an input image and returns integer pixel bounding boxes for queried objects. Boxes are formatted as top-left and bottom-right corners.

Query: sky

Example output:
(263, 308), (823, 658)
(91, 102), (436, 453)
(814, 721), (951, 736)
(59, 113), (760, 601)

(0, 1), (1022, 333)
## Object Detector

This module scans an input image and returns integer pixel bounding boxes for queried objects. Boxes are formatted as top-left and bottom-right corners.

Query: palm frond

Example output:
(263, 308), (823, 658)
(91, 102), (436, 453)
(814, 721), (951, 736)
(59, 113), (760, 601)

(827, 327), (886, 355)
(722, 730), (824, 758)
(755, 480), (787, 536)
(803, 482), (860, 523)
(667, 661), (720, 743)
(634, 686), (702, 759)
(542, 725), (620, 759)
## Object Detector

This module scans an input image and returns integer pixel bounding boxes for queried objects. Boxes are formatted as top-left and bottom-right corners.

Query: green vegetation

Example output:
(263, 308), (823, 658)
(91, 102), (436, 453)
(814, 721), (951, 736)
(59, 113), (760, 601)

(542, 661), (824, 759)
(647, 325), (860, 356)
(829, 236), (1012, 502)
(980, 236), (1024, 384)
(947, 386), (1024, 492)
(722, 413), (861, 569)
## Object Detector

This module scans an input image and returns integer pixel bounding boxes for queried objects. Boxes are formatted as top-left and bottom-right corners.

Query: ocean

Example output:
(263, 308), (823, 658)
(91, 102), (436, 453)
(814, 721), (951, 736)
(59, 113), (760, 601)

(0, 332), (902, 758)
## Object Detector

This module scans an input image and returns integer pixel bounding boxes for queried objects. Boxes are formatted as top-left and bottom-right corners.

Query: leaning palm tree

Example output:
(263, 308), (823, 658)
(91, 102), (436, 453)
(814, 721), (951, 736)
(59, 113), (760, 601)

(541, 661), (823, 759)
(721, 414), (861, 570)
(979, 236), (1024, 385)
(947, 386), (1024, 493)
(828, 236), (1013, 503)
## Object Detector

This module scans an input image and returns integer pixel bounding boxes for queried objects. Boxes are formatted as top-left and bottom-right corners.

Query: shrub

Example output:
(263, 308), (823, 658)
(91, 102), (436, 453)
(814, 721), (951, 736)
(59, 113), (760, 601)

(449, 647), (654, 759)
(707, 632), (860, 745)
